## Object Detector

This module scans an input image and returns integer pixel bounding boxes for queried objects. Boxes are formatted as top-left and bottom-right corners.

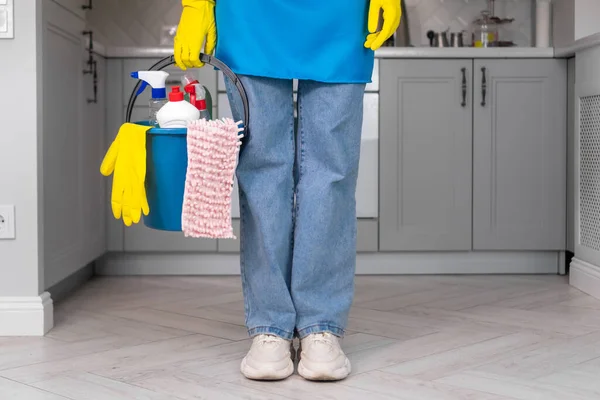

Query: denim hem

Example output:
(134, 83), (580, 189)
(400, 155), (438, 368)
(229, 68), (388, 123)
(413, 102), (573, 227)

(248, 326), (295, 340)
(297, 323), (345, 339)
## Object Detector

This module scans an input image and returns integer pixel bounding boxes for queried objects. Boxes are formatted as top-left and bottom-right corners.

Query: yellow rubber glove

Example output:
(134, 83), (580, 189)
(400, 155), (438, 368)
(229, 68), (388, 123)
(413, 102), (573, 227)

(100, 123), (151, 227)
(364, 0), (402, 51)
(174, 0), (217, 70)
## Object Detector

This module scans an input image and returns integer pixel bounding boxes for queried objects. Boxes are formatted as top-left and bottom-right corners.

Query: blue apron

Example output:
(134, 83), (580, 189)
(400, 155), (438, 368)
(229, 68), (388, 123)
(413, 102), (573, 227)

(214, 0), (374, 83)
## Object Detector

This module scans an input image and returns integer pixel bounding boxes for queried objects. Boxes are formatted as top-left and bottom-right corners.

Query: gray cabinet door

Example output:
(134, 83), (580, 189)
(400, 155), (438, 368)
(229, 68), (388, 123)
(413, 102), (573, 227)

(50, 0), (87, 19)
(379, 60), (473, 251)
(124, 224), (217, 252)
(567, 57), (575, 253)
(473, 59), (567, 250)
(42, 0), (105, 288)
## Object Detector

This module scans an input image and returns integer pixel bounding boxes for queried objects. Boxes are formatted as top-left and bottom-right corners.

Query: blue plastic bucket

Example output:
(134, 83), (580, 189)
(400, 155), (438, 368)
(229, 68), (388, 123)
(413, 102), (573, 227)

(137, 121), (188, 231)
(125, 54), (250, 232)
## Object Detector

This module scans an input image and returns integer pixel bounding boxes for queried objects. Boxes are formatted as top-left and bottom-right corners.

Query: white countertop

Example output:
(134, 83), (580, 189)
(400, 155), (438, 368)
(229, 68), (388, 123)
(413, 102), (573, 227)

(95, 44), (556, 59)
(375, 46), (555, 58)
(94, 32), (600, 60)
(555, 32), (600, 57)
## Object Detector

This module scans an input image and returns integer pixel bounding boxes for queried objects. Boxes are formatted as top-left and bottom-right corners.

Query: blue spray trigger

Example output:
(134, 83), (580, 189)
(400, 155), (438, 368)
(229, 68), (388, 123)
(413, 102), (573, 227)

(136, 81), (148, 96)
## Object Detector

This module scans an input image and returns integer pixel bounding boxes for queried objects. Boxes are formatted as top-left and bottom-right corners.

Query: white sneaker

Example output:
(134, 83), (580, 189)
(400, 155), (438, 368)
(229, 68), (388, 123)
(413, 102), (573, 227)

(240, 334), (295, 380)
(297, 332), (351, 381)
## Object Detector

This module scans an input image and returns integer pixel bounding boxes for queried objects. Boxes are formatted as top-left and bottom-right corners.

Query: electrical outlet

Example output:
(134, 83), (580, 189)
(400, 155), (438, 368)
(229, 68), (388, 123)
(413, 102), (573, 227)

(0, 0), (14, 39)
(0, 205), (15, 239)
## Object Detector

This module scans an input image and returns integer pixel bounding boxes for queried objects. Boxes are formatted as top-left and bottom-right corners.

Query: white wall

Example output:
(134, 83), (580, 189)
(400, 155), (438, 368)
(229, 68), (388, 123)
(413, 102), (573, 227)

(553, 0), (575, 48)
(0, 0), (43, 297)
(551, 0), (600, 48)
(86, 0), (535, 48)
(575, 0), (600, 40)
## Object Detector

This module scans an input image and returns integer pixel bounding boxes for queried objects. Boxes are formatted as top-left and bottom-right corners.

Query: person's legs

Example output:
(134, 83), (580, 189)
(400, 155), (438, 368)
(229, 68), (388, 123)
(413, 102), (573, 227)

(225, 75), (297, 340)
(292, 80), (365, 338)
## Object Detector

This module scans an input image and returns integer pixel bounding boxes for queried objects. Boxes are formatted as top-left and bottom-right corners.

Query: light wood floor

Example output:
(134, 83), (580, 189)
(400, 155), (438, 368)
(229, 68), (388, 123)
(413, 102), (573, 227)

(2, 274), (600, 399)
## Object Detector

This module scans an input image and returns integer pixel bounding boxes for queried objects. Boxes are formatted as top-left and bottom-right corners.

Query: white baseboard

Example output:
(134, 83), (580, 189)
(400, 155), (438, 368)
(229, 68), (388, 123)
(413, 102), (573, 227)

(96, 251), (560, 276)
(0, 292), (54, 336)
(570, 257), (600, 299)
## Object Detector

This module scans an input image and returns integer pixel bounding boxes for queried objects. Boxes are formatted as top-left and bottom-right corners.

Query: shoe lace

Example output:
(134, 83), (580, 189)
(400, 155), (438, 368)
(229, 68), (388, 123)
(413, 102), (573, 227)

(310, 332), (335, 347)
(256, 334), (283, 346)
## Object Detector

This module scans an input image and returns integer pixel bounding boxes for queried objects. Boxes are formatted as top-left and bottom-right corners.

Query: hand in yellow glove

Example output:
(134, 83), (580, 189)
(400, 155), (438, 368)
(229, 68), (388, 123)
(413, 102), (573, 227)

(364, 0), (402, 51)
(100, 123), (151, 227)
(174, 0), (217, 70)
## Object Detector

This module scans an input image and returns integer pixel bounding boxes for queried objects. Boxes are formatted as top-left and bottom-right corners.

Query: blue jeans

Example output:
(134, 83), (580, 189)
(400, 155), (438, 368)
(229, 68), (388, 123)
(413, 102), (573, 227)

(225, 76), (365, 340)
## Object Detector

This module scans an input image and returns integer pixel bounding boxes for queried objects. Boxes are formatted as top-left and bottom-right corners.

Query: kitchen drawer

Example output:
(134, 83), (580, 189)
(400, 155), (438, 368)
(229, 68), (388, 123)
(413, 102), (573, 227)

(217, 59), (379, 92)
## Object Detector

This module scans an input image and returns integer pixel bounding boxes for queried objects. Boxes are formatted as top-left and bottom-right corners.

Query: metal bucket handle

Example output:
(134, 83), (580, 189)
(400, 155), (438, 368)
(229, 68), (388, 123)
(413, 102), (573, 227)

(125, 53), (250, 139)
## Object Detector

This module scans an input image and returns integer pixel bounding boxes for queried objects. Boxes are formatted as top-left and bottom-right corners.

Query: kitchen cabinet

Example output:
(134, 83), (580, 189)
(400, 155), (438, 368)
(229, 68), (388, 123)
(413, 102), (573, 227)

(123, 224), (217, 252)
(567, 57), (575, 253)
(50, 0), (88, 20)
(379, 58), (567, 252)
(81, 56), (107, 263)
(42, 0), (105, 288)
(473, 59), (567, 250)
(379, 59), (473, 251)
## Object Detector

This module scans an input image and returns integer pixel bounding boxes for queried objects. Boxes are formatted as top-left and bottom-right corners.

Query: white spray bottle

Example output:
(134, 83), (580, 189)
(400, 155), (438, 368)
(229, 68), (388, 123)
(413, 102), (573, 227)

(130, 71), (169, 125)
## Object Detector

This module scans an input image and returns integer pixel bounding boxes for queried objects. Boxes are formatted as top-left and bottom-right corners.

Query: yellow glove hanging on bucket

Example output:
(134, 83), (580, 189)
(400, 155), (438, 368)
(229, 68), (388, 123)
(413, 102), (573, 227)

(365, 0), (402, 50)
(100, 123), (151, 227)
(174, 0), (217, 70)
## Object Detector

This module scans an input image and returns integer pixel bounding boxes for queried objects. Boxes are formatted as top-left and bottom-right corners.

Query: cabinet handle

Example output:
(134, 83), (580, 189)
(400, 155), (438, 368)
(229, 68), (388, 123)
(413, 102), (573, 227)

(481, 67), (487, 107)
(82, 31), (97, 103)
(87, 60), (98, 104)
(461, 67), (467, 107)
(82, 31), (94, 74)
(82, 0), (93, 10)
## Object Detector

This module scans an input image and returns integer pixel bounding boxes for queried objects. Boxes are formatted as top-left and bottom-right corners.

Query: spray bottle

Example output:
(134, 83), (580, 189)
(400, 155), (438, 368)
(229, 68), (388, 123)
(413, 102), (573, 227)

(182, 73), (199, 104)
(182, 73), (212, 119)
(193, 83), (211, 120)
(130, 71), (170, 125)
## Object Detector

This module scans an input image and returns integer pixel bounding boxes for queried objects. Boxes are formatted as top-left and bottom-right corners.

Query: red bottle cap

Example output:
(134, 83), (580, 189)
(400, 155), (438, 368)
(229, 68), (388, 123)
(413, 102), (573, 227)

(184, 84), (195, 94)
(196, 99), (207, 111)
(168, 86), (184, 101)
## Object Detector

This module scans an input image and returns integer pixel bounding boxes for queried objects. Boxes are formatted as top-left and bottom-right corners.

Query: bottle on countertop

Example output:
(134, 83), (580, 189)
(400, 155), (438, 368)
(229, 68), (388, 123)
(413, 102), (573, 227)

(156, 86), (200, 129)
(130, 71), (169, 125)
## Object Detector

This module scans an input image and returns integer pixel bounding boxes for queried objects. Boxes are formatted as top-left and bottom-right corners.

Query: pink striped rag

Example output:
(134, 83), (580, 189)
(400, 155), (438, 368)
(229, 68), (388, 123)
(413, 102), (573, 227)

(182, 118), (243, 239)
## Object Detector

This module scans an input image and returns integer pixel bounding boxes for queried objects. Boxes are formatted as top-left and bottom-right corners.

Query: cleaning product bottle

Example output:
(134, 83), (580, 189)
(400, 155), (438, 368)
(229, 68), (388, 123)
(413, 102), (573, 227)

(181, 73), (199, 104)
(156, 86), (200, 129)
(193, 83), (211, 120)
(130, 71), (169, 125)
